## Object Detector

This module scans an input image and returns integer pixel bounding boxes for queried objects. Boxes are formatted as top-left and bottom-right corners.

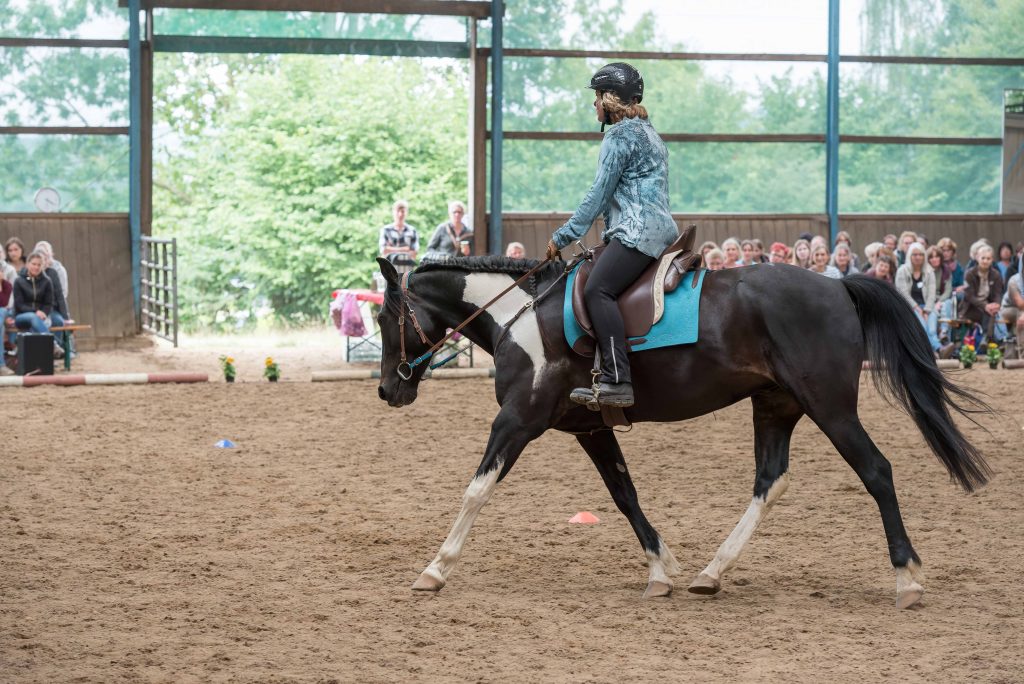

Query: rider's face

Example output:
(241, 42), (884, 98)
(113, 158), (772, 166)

(594, 92), (604, 123)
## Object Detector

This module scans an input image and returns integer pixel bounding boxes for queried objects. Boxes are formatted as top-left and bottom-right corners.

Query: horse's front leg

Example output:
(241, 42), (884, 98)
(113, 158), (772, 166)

(576, 431), (681, 598)
(412, 404), (546, 592)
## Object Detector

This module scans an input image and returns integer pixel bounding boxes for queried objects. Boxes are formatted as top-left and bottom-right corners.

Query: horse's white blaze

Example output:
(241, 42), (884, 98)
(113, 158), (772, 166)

(700, 472), (790, 581)
(420, 466), (502, 583)
(462, 273), (546, 387)
(646, 540), (682, 585)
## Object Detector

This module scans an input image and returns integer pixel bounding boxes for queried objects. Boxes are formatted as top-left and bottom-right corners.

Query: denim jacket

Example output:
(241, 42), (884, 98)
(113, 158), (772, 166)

(552, 117), (677, 258)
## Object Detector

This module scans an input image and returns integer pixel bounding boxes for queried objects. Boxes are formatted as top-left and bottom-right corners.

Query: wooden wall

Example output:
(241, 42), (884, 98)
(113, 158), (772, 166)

(0, 213), (136, 348)
(1004, 113), (1024, 213)
(498, 212), (1024, 258)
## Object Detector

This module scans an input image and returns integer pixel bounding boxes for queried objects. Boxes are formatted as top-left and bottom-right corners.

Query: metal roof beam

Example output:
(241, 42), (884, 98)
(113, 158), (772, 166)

(152, 34), (468, 57)
(116, 0), (491, 18)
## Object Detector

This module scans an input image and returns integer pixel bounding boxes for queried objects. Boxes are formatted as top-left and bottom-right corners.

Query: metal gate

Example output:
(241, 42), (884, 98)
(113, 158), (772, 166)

(140, 236), (179, 346)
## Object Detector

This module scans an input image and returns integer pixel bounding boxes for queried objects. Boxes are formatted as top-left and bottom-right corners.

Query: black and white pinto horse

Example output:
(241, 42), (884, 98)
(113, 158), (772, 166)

(374, 255), (991, 608)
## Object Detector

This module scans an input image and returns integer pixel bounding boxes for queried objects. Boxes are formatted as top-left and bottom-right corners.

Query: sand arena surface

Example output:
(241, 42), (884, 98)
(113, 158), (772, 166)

(2, 370), (1022, 682)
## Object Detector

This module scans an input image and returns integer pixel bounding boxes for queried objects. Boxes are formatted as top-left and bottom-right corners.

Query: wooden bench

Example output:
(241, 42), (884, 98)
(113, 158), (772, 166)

(4, 323), (91, 372)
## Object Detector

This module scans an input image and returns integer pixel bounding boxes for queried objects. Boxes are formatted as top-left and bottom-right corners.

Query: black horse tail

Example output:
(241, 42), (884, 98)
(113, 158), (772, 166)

(841, 275), (993, 492)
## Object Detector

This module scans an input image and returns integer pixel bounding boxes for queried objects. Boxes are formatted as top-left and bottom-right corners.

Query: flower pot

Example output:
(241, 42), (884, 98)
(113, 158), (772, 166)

(962, 361), (973, 369)
(268, 376), (278, 382)
(226, 376), (235, 383)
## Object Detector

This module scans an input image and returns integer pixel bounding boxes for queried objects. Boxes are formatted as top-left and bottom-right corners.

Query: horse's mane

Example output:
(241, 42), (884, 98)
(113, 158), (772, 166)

(414, 255), (552, 276)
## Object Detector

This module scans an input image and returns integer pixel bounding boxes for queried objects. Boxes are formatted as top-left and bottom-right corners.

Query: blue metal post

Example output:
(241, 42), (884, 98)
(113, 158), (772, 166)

(825, 0), (840, 243)
(488, 0), (503, 255)
(129, 0), (142, 323)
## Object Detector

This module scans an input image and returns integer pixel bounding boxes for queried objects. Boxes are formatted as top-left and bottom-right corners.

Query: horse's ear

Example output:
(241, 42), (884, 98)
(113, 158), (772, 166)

(377, 257), (400, 287)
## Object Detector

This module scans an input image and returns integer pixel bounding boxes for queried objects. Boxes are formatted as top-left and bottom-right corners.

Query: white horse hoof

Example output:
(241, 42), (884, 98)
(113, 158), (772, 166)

(687, 572), (721, 595)
(896, 583), (924, 609)
(412, 572), (445, 592)
(643, 580), (673, 599)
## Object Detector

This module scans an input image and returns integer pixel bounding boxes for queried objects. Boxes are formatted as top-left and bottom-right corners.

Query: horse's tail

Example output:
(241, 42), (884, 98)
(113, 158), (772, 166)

(841, 275), (992, 492)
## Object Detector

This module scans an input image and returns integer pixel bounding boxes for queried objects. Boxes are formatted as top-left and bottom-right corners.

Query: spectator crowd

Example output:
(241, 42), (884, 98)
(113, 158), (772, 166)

(1, 237), (73, 373)
(697, 229), (1024, 360)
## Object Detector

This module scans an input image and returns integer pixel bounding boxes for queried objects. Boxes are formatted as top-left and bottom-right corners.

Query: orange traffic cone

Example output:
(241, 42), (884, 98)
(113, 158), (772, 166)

(568, 511), (600, 524)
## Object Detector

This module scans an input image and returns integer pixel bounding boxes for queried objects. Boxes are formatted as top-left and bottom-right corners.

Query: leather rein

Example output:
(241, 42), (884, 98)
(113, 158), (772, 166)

(394, 257), (557, 381)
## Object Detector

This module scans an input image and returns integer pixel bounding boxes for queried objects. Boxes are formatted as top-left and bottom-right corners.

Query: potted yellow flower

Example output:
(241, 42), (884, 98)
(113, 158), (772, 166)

(958, 342), (976, 369)
(219, 355), (237, 382)
(264, 356), (281, 382)
(986, 342), (1002, 369)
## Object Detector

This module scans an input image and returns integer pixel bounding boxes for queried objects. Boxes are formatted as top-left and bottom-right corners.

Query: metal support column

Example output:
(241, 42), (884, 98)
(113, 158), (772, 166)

(129, 0), (142, 324)
(488, 0), (504, 255)
(825, 0), (840, 243)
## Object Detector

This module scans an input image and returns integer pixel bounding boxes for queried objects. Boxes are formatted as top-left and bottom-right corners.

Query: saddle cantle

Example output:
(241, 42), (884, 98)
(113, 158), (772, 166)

(570, 224), (702, 355)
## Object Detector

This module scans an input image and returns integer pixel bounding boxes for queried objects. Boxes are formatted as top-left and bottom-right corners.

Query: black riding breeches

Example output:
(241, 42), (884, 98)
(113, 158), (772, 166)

(583, 239), (656, 384)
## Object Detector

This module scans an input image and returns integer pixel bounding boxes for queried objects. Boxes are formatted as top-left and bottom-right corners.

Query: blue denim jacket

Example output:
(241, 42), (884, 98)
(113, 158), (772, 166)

(552, 117), (677, 258)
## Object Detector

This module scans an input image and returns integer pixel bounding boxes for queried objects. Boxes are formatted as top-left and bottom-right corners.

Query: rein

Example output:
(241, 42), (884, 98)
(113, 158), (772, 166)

(394, 257), (555, 380)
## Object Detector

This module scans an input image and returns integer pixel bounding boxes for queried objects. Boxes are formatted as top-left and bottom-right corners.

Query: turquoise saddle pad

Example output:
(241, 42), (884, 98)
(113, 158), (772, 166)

(563, 263), (707, 353)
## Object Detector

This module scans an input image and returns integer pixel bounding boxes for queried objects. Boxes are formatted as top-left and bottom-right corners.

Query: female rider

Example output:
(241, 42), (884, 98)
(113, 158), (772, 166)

(545, 63), (678, 408)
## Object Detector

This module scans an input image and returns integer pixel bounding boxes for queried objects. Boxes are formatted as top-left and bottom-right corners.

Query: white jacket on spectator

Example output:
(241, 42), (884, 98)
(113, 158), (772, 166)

(895, 262), (936, 311)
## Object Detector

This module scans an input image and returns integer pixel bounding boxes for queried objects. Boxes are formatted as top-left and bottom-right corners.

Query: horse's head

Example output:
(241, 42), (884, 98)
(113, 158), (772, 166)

(375, 257), (443, 408)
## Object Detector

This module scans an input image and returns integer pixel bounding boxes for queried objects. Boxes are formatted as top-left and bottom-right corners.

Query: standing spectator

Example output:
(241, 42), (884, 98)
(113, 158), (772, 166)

(929, 246), (955, 344)
(865, 254), (896, 284)
(834, 230), (858, 269)
(751, 239), (768, 264)
(13, 251), (63, 357)
(768, 242), (789, 264)
(790, 239), (812, 269)
(505, 242), (526, 259)
(895, 231), (918, 266)
(896, 243), (946, 356)
(960, 245), (1003, 345)
(808, 245), (841, 278)
(705, 248), (725, 271)
(4, 237), (26, 281)
(33, 241), (68, 304)
(831, 243), (859, 278)
(720, 238), (742, 268)
(1001, 265), (1024, 345)
(378, 199), (419, 269)
(0, 243), (16, 284)
(425, 200), (474, 260)
(882, 234), (898, 251)
(698, 241), (718, 260)
(995, 241), (1015, 282)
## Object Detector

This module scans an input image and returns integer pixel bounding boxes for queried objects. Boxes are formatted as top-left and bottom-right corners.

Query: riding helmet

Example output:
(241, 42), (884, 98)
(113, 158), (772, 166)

(587, 62), (644, 104)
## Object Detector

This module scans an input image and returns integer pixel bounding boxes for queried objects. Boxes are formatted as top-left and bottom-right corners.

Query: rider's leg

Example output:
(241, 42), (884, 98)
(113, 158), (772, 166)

(577, 239), (654, 406)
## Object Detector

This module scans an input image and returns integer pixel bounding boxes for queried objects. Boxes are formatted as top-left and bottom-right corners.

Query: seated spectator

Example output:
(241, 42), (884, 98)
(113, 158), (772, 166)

(882, 234), (898, 251)
(1000, 262), (1023, 344)
(895, 230), (917, 266)
(1005, 240), (1023, 282)
(720, 238), (742, 268)
(751, 239), (768, 264)
(917, 234), (929, 249)
(740, 239), (760, 266)
(808, 245), (841, 279)
(831, 243), (859, 278)
(864, 254), (895, 284)
(937, 237), (965, 302)
(4, 237), (25, 283)
(0, 276), (10, 374)
(790, 239), (812, 269)
(34, 241), (69, 309)
(809, 235), (828, 254)
(863, 241), (883, 269)
(0, 243), (16, 284)
(896, 243), (947, 357)
(964, 238), (989, 271)
(995, 241), (1015, 282)
(705, 248), (725, 271)
(378, 199), (419, 269)
(959, 244), (1003, 345)
(768, 242), (789, 264)
(698, 241), (718, 260)
(834, 230), (858, 269)
(505, 242), (526, 259)
(425, 200), (473, 260)
(929, 246), (955, 343)
(12, 251), (63, 358)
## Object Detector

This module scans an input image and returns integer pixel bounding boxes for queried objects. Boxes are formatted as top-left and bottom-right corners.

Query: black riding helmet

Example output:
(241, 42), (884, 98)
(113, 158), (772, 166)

(587, 62), (644, 131)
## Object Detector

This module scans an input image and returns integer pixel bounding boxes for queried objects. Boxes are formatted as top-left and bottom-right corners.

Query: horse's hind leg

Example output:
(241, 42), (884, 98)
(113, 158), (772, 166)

(576, 431), (681, 599)
(689, 389), (802, 595)
(412, 407), (545, 592)
(809, 412), (924, 609)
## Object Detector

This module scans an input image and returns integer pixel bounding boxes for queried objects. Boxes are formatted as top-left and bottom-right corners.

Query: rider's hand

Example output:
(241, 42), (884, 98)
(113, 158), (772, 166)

(546, 240), (560, 261)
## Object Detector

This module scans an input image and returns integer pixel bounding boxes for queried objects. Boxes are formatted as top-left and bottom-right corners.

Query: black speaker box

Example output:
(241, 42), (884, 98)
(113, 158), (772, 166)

(17, 333), (54, 376)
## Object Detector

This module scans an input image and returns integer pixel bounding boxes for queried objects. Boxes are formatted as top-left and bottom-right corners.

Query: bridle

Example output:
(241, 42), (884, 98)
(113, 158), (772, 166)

(392, 257), (558, 381)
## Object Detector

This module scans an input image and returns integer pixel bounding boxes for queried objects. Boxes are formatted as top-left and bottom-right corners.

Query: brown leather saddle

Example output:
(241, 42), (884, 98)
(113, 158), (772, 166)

(570, 224), (702, 356)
